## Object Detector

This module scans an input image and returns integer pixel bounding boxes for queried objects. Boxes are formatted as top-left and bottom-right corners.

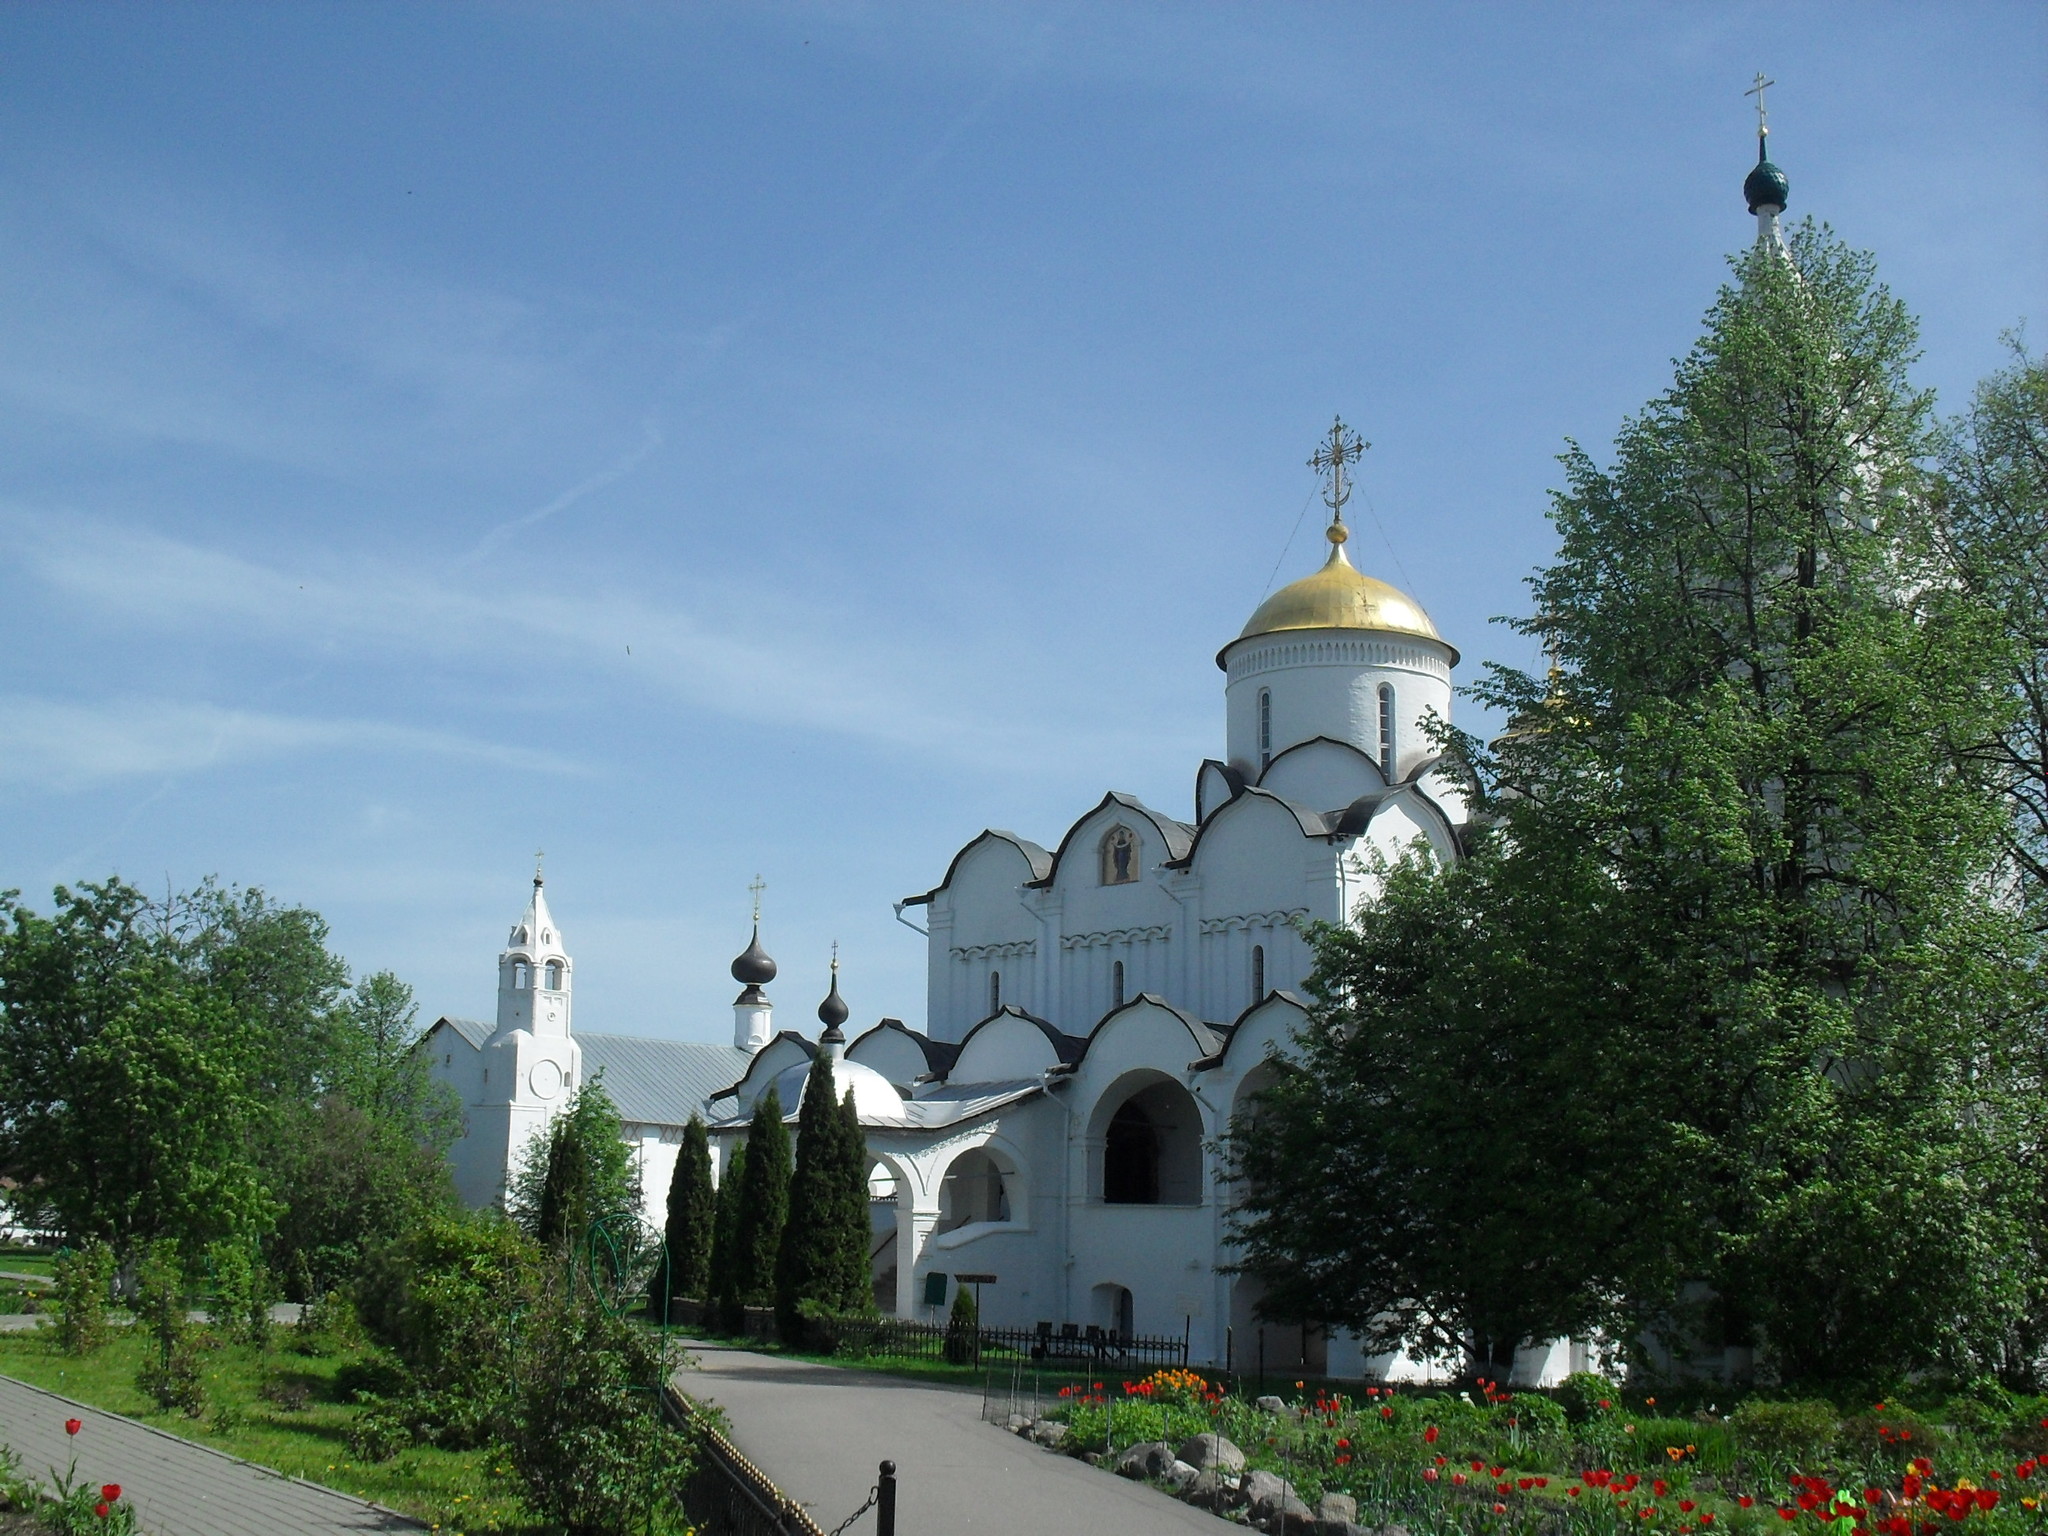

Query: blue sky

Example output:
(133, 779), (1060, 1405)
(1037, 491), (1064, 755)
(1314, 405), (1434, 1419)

(1, 3), (2042, 1041)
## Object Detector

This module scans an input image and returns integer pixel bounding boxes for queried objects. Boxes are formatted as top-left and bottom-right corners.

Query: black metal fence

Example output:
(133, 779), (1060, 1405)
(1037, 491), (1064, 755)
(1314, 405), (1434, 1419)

(664, 1386), (830, 1536)
(805, 1314), (1188, 1372)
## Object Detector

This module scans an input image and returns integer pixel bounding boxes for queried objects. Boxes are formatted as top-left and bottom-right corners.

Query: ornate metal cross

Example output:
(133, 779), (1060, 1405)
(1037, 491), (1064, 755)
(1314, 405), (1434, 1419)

(1308, 416), (1369, 518)
(748, 873), (766, 923)
(1746, 72), (1775, 140)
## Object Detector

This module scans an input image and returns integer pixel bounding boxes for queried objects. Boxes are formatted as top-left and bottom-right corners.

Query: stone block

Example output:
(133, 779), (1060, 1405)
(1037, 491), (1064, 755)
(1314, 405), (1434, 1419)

(1029, 1419), (1069, 1449)
(1255, 1394), (1289, 1413)
(1164, 1459), (1201, 1492)
(1243, 1468), (1297, 1515)
(1116, 1440), (1176, 1480)
(1177, 1431), (1248, 1474)
(1184, 1470), (1245, 1512)
(1316, 1493), (1358, 1526)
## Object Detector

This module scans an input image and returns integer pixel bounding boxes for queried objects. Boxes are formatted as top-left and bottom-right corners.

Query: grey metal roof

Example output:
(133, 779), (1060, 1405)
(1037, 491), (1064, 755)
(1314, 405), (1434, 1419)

(432, 1015), (494, 1049)
(578, 1033), (754, 1127)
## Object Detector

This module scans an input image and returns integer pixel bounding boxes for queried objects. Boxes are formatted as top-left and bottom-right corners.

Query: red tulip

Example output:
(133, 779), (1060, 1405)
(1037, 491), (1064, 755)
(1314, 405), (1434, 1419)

(94, 1503), (109, 1520)
(1779, 1509), (1797, 1522)
(1494, 1503), (1508, 1515)
(1570, 1488), (1582, 1499)
(1703, 1516), (1717, 1526)
(1454, 1473), (1467, 1485)
(1519, 1479), (1534, 1491)
(1425, 1469), (1440, 1482)
(65, 1419), (82, 1436)
(101, 1485), (120, 1501)
(1425, 1425), (1439, 1444)
(1681, 1501), (1696, 1512)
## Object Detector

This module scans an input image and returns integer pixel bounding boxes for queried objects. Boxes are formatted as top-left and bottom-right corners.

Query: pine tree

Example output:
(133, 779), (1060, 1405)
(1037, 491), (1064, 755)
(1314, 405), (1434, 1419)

(727, 1086), (790, 1323)
(650, 1116), (714, 1320)
(775, 1055), (847, 1339)
(706, 1141), (747, 1334)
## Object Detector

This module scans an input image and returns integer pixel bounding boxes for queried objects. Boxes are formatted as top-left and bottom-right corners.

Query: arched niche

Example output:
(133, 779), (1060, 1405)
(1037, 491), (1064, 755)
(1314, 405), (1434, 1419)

(1088, 1073), (1204, 1206)
(936, 1145), (1016, 1233)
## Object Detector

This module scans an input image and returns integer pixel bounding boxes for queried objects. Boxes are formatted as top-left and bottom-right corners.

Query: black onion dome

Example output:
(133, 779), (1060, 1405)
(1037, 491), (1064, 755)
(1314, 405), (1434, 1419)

(731, 925), (777, 986)
(1744, 152), (1789, 213)
(817, 968), (850, 1034)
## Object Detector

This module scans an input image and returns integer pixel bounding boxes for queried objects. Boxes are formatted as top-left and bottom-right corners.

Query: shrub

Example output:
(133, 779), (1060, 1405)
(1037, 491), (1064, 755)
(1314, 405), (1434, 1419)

(345, 1402), (413, 1464)
(1729, 1398), (1837, 1472)
(1838, 1404), (1950, 1467)
(1554, 1370), (1619, 1424)
(289, 1286), (362, 1357)
(132, 1240), (205, 1417)
(50, 1241), (114, 1355)
(206, 1240), (273, 1348)
(352, 1210), (539, 1451)
(942, 1283), (978, 1365)
(501, 1281), (693, 1536)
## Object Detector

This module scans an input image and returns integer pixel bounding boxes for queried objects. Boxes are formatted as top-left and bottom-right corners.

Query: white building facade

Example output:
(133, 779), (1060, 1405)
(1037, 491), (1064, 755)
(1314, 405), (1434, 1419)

(428, 455), (1575, 1387)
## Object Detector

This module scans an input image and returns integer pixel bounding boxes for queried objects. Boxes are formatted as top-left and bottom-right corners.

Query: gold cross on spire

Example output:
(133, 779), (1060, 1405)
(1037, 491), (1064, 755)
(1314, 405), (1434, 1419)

(1308, 416), (1369, 546)
(1746, 72), (1775, 142)
(748, 874), (766, 924)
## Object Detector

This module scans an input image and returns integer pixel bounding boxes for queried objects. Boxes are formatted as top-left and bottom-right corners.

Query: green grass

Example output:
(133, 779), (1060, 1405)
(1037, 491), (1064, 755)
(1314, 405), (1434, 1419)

(0, 1253), (55, 1282)
(0, 1326), (543, 1535)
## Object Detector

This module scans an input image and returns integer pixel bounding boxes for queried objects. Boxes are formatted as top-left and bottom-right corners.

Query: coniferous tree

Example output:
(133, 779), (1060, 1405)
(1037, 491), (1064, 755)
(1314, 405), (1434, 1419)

(834, 1088), (878, 1314)
(706, 1141), (747, 1334)
(1230, 223), (2046, 1388)
(510, 1080), (635, 1253)
(727, 1087), (790, 1321)
(775, 1054), (848, 1338)
(651, 1116), (714, 1320)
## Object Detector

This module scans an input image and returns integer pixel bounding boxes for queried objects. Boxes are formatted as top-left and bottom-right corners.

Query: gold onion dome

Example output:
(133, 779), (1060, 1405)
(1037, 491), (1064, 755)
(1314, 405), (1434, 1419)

(1225, 535), (1456, 666)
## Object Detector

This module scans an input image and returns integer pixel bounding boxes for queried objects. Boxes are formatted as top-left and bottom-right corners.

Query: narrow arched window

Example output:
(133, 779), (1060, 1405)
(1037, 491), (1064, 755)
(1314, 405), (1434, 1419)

(1251, 944), (1265, 1002)
(1100, 826), (1139, 885)
(512, 960), (530, 989)
(989, 970), (1001, 1014)
(1377, 683), (1396, 778)
(544, 961), (563, 991)
(1113, 960), (1125, 1008)
(1258, 689), (1272, 771)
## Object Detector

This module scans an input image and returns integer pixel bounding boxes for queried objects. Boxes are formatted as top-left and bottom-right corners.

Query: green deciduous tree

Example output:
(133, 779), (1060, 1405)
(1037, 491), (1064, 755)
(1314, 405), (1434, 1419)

(1229, 224), (2046, 1390)
(652, 1117), (714, 1319)
(0, 881), (275, 1255)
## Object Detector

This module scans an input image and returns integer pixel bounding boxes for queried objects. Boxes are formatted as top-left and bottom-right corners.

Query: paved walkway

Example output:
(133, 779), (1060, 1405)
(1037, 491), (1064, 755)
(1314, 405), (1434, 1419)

(678, 1342), (1224, 1536)
(0, 1375), (424, 1535)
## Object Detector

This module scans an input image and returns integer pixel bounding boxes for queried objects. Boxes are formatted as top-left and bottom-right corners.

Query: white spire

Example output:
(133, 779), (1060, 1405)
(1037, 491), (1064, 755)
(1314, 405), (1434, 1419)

(498, 863), (571, 1040)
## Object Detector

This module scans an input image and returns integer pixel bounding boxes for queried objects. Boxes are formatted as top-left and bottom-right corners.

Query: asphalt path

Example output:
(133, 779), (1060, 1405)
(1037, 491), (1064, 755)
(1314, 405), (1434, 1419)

(677, 1342), (1226, 1536)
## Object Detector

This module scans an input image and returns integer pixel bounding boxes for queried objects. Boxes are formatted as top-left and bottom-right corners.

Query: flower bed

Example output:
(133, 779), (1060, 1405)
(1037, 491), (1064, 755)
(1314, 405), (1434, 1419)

(1016, 1372), (2048, 1536)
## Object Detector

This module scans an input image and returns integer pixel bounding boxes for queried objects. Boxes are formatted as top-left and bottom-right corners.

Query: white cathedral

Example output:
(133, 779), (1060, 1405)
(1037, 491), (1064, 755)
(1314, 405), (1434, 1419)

(425, 128), (1804, 1389)
(427, 442), (1546, 1383)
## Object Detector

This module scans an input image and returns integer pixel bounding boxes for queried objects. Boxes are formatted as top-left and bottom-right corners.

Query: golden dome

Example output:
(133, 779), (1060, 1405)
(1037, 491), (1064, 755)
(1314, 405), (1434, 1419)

(1224, 540), (1454, 663)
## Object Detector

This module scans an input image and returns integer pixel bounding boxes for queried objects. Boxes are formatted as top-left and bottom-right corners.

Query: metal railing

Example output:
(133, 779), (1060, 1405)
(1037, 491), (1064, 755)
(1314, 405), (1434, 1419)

(664, 1385), (832, 1536)
(805, 1314), (1189, 1371)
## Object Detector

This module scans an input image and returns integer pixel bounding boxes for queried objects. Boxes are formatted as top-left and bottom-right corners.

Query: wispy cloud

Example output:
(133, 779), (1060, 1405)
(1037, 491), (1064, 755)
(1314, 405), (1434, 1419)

(0, 695), (586, 790)
(4, 506), (1199, 774)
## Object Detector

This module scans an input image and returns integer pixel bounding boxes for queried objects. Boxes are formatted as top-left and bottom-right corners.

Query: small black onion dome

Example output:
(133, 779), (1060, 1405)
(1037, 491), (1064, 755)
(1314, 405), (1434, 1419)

(731, 924), (777, 986)
(1745, 151), (1789, 213)
(817, 968), (850, 1034)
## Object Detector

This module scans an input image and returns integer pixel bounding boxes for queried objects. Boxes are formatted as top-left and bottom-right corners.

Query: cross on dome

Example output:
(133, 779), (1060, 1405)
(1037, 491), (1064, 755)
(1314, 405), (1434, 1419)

(1307, 416), (1370, 548)
(1745, 71), (1774, 144)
